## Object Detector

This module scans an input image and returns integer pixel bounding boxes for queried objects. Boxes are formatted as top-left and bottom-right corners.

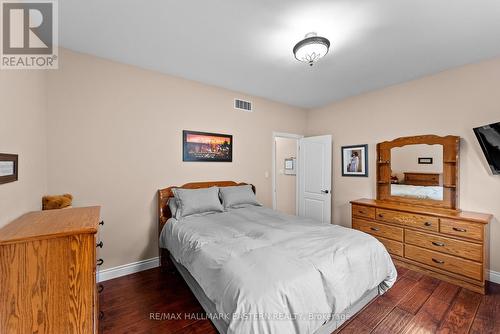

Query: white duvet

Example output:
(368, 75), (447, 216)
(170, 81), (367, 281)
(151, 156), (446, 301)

(160, 206), (397, 334)
(391, 184), (443, 200)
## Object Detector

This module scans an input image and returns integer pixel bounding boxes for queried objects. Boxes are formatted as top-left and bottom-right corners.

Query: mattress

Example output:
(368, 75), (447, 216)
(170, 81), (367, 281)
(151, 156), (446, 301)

(160, 206), (397, 334)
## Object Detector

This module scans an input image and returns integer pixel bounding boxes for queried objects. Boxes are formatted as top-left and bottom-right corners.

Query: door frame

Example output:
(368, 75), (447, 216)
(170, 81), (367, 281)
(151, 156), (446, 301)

(272, 132), (303, 214)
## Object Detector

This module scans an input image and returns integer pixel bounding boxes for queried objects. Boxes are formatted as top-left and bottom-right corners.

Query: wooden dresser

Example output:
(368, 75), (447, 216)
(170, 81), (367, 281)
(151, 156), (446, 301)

(351, 199), (491, 294)
(0, 206), (103, 333)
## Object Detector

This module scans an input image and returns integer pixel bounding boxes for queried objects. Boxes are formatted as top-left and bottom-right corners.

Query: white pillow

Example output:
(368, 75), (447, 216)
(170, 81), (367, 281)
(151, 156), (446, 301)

(219, 185), (261, 209)
(172, 186), (224, 219)
(168, 198), (178, 217)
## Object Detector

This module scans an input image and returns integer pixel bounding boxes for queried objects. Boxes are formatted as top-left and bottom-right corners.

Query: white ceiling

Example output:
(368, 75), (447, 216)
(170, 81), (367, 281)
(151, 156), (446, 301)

(60, 0), (500, 109)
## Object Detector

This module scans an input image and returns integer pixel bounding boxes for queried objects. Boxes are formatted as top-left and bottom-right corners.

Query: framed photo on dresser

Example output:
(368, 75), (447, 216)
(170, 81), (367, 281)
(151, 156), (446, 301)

(341, 145), (368, 177)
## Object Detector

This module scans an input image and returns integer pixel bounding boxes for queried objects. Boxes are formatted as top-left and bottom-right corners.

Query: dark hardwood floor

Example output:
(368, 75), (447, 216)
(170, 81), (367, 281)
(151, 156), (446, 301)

(100, 266), (500, 333)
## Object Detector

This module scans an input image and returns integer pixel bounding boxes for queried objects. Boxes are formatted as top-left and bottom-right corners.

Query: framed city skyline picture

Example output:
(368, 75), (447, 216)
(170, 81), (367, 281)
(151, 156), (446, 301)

(183, 130), (233, 162)
(0, 153), (18, 185)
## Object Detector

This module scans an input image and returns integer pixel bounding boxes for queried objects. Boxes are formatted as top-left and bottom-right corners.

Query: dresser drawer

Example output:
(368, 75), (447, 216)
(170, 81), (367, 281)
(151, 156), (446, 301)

(353, 218), (403, 242)
(352, 205), (375, 220)
(405, 244), (482, 281)
(440, 219), (483, 241)
(405, 230), (482, 262)
(376, 209), (438, 232)
(375, 236), (403, 257)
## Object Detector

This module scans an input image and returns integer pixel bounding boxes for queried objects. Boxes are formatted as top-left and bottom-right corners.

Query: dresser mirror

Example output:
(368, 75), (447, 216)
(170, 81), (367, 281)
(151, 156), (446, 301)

(390, 144), (444, 201)
(377, 135), (460, 210)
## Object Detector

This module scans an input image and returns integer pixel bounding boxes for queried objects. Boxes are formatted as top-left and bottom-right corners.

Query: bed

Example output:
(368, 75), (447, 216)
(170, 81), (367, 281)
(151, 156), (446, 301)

(158, 181), (397, 334)
(390, 184), (443, 201)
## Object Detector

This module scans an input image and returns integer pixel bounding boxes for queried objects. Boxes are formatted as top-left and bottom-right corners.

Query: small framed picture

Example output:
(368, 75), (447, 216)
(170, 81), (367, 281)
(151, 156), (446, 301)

(342, 145), (368, 177)
(418, 157), (433, 164)
(0, 153), (18, 184)
(284, 158), (296, 175)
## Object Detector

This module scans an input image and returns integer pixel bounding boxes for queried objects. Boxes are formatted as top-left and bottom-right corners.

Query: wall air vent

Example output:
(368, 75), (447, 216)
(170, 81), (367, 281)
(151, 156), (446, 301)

(234, 99), (253, 112)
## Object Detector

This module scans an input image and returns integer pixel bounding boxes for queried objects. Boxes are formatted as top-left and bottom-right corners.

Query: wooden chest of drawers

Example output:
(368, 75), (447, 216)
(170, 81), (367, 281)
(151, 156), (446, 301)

(0, 207), (102, 333)
(351, 199), (491, 294)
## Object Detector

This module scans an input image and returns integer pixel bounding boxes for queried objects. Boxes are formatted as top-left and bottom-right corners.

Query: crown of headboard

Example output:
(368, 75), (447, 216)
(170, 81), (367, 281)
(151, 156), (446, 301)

(157, 181), (255, 237)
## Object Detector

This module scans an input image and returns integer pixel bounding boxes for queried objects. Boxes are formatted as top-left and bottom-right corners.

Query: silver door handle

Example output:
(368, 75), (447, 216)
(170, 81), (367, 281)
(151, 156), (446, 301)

(321, 190), (329, 194)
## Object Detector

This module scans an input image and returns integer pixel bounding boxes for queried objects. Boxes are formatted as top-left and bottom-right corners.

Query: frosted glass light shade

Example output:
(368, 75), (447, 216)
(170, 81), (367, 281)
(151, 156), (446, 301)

(293, 33), (330, 66)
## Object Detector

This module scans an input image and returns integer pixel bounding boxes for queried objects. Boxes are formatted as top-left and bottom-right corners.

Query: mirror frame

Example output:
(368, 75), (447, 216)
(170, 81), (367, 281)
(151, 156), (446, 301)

(377, 135), (460, 210)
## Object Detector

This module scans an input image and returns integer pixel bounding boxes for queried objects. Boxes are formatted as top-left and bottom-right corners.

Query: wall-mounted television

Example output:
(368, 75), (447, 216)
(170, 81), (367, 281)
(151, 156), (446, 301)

(473, 122), (500, 175)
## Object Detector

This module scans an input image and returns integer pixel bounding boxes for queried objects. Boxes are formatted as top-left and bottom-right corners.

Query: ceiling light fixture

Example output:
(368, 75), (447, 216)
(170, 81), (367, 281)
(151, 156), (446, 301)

(293, 32), (330, 66)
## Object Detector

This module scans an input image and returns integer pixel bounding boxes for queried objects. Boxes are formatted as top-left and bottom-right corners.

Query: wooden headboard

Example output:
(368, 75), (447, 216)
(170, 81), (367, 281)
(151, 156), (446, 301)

(403, 172), (441, 186)
(157, 181), (255, 238)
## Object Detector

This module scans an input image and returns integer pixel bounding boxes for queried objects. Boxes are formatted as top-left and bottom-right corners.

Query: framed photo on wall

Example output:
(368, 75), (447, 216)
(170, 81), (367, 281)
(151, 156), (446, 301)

(341, 145), (368, 177)
(183, 130), (233, 162)
(418, 157), (433, 164)
(0, 153), (18, 184)
(284, 157), (296, 175)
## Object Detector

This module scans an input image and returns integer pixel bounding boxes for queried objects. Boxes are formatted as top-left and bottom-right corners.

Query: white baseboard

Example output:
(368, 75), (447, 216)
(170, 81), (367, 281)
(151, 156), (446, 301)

(488, 269), (500, 284)
(97, 256), (500, 286)
(98, 257), (159, 282)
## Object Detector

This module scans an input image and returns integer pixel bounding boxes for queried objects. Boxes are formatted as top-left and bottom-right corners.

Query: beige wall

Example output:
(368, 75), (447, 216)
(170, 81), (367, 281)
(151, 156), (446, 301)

(0, 71), (47, 227)
(307, 57), (500, 272)
(275, 137), (297, 215)
(392, 144), (443, 182)
(46, 49), (307, 269)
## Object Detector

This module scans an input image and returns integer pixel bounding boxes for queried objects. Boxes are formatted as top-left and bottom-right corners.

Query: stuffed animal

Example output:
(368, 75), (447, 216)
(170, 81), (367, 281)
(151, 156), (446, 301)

(42, 194), (73, 210)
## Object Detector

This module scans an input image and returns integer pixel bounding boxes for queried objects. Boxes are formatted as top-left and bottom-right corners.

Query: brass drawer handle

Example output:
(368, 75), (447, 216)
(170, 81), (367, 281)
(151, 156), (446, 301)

(432, 241), (445, 247)
(97, 258), (104, 266)
(432, 258), (445, 264)
(370, 227), (379, 231)
(98, 284), (104, 293)
(452, 227), (467, 232)
(378, 214), (384, 218)
(358, 210), (366, 214)
(96, 241), (104, 248)
(424, 222), (432, 227)
(99, 311), (104, 320)
(99, 220), (104, 226)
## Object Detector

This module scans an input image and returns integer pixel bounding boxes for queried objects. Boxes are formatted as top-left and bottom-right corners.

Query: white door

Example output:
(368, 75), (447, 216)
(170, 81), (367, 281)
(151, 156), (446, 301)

(298, 135), (332, 223)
